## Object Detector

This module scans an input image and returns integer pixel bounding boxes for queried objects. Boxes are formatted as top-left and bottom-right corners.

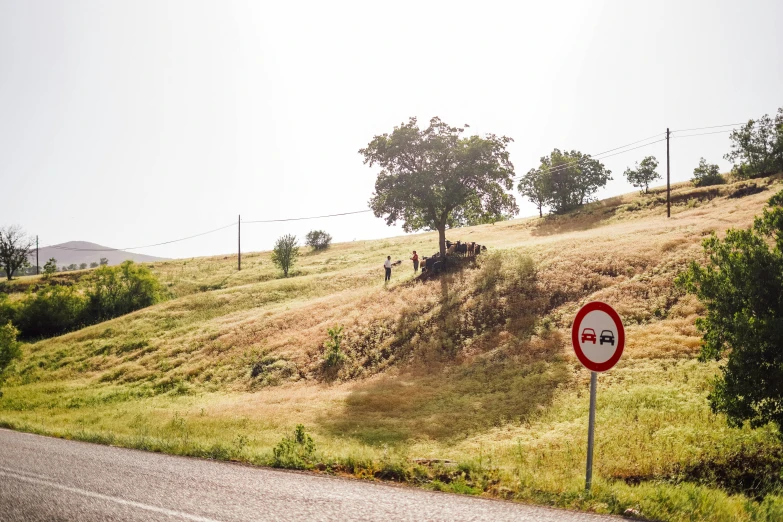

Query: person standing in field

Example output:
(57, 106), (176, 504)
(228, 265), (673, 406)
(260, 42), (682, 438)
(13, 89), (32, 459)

(384, 256), (392, 282)
(411, 251), (419, 273)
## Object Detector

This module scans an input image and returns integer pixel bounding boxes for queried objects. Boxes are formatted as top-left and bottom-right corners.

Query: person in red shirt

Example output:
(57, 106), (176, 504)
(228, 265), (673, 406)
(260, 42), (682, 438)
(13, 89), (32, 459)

(410, 251), (419, 273)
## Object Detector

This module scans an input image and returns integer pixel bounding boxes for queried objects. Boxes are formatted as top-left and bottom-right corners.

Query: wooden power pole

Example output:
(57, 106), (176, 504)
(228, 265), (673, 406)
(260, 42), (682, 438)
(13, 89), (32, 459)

(666, 128), (671, 218)
(238, 215), (241, 271)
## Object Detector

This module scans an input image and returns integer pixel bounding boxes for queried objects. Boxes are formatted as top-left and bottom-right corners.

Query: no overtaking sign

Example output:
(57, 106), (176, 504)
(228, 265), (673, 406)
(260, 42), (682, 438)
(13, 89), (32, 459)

(572, 301), (625, 372)
(571, 301), (625, 491)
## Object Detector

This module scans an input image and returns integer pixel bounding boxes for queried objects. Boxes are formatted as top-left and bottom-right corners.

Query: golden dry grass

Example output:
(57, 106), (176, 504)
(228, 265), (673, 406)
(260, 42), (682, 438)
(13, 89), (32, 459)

(3, 175), (783, 520)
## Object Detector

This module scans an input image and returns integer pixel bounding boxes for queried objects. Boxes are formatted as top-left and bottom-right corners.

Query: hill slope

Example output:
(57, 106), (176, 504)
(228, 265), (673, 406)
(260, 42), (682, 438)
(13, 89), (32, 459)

(34, 241), (167, 267)
(2, 176), (783, 521)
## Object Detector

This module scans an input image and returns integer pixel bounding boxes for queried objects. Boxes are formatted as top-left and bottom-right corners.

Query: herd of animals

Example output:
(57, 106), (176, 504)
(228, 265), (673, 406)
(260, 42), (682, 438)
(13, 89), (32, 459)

(420, 240), (486, 274)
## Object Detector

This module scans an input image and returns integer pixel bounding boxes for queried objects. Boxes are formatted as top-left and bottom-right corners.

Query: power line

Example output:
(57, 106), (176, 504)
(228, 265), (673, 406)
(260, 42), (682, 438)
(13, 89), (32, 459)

(242, 209), (372, 223)
(42, 210), (374, 252)
(671, 128), (737, 139)
(513, 133), (667, 180)
(671, 122), (746, 133)
(45, 222), (237, 252)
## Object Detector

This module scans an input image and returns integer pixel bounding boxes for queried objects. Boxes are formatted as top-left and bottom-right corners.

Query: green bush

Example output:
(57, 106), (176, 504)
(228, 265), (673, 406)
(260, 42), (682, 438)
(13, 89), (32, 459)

(15, 285), (87, 338)
(272, 424), (316, 469)
(322, 325), (345, 367)
(83, 261), (163, 322)
(0, 322), (21, 375)
(692, 158), (725, 187)
(305, 230), (333, 251)
(677, 188), (783, 431)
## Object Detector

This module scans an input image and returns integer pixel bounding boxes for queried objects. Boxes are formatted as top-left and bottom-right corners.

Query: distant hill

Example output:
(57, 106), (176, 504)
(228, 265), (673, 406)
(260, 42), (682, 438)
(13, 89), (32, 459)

(32, 241), (167, 268)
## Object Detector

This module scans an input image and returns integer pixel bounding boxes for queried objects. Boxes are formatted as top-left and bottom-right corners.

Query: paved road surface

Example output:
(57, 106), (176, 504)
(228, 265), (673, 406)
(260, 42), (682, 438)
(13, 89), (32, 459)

(0, 429), (617, 521)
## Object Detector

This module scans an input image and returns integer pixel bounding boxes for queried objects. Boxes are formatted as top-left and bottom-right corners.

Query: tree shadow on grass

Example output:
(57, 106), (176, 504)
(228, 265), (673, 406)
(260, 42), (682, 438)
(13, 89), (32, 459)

(320, 335), (568, 446)
(320, 251), (569, 446)
(531, 197), (624, 237)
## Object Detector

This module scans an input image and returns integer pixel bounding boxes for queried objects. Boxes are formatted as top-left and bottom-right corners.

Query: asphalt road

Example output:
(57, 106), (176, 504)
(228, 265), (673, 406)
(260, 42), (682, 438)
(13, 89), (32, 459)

(0, 429), (618, 521)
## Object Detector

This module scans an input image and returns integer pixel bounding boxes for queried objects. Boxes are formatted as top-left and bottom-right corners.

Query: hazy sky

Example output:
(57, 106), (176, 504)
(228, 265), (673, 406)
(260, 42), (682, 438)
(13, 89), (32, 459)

(1, 0), (781, 259)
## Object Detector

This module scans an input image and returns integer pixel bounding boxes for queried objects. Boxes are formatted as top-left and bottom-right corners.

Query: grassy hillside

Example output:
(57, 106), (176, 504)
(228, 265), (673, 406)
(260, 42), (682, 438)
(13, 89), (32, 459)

(3, 176), (783, 521)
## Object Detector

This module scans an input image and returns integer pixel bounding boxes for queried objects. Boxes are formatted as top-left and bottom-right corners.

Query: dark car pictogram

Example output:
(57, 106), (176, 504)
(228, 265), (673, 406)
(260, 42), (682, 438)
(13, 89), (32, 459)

(600, 330), (615, 346)
(581, 328), (596, 344)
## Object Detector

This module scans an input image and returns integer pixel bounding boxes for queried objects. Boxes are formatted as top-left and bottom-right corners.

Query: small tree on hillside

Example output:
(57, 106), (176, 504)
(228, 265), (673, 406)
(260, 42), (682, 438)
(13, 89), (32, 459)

(79, 263), (87, 270)
(518, 167), (552, 217)
(361, 117), (518, 258)
(99, 257), (109, 266)
(90, 262), (98, 268)
(43, 258), (57, 277)
(725, 107), (783, 179)
(271, 234), (299, 277)
(0, 225), (34, 281)
(525, 149), (612, 214)
(305, 230), (333, 251)
(692, 158), (724, 187)
(624, 156), (660, 194)
(677, 188), (783, 431)
(67, 264), (77, 271)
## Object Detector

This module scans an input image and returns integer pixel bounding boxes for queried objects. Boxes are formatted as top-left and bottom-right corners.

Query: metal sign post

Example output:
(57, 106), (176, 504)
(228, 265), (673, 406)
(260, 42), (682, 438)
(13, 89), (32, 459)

(585, 371), (597, 491)
(571, 301), (624, 492)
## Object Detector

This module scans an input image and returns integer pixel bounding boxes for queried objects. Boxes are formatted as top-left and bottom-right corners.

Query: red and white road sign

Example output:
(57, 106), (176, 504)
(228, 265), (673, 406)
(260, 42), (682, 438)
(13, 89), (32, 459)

(572, 301), (624, 372)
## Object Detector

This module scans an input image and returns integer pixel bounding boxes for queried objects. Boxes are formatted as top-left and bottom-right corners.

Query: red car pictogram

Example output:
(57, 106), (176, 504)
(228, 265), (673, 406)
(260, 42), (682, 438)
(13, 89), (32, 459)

(581, 328), (596, 344)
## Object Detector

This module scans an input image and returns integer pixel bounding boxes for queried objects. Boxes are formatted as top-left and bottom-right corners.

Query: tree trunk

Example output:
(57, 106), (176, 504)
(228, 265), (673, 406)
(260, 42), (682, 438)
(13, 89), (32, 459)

(437, 223), (447, 259)
(538, 206), (543, 217)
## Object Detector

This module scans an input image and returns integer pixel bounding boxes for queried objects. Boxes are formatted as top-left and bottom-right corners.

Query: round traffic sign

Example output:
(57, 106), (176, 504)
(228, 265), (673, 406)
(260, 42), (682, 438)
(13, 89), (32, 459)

(572, 301), (624, 372)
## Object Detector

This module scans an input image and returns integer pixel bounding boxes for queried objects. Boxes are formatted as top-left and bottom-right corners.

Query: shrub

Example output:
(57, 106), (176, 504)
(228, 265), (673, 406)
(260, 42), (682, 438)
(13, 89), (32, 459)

(83, 261), (163, 322)
(271, 234), (299, 277)
(305, 230), (333, 251)
(692, 158), (725, 187)
(43, 258), (57, 277)
(15, 285), (87, 338)
(322, 325), (345, 367)
(0, 322), (21, 395)
(677, 189), (783, 431)
(272, 424), (316, 469)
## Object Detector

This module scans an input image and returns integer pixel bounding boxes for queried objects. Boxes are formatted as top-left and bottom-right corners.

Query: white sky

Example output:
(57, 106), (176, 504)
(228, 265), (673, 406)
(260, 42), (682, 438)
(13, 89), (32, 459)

(1, 0), (781, 259)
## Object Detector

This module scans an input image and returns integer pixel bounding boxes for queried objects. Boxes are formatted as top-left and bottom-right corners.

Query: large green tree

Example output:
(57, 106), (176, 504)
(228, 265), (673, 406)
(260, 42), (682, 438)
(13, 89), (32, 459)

(677, 189), (783, 431)
(360, 117), (518, 257)
(725, 107), (783, 179)
(0, 225), (34, 281)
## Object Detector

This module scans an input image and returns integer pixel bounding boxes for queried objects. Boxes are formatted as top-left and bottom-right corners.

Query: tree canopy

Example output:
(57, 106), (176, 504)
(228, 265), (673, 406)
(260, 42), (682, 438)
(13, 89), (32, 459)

(725, 107), (783, 179)
(623, 155), (660, 194)
(518, 149), (611, 215)
(692, 158), (724, 187)
(271, 234), (299, 277)
(360, 117), (517, 257)
(305, 230), (333, 251)
(677, 189), (783, 431)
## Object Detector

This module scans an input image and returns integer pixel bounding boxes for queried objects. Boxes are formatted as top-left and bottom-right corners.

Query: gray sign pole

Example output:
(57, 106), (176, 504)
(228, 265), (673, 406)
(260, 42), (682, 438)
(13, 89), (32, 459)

(585, 371), (597, 491)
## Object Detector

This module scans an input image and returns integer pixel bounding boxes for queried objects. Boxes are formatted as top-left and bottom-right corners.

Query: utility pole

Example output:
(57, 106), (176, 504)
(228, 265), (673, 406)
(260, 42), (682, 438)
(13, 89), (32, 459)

(36, 235), (39, 275)
(238, 215), (241, 271)
(666, 128), (671, 218)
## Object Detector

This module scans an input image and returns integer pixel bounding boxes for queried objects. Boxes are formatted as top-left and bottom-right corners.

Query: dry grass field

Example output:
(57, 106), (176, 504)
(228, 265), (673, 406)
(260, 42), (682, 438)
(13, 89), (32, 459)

(2, 176), (783, 521)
